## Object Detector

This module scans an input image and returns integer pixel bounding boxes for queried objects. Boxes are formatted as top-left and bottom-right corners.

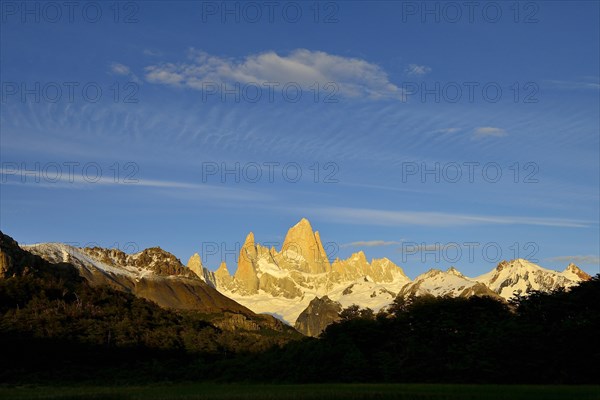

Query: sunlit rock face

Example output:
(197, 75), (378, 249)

(205, 219), (411, 325)
(200, 219), (589, 331)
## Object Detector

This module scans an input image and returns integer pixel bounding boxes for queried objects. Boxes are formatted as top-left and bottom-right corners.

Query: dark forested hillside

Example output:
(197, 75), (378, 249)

(1, 231), (598, 384)
(0, 232), (301, 383)
(206, 278), (600, 384)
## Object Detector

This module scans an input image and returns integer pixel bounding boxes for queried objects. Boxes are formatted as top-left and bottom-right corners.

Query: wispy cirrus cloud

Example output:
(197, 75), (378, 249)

(397, 243), (453, 253)
(405, 63), (432, 76)
(144, 48), (404, 100)
(545, 255), (600, 265)
(547, 79), (600, 91)
(0, 168), (270, 202)
(310, 206), (591, 228)
(341, 240), (405, 248)
(109, 62), (139, 82)
(143, 49), (162, 57)
(473, 126), (508, 138)
(431, 127), (460, 134)
(110, 63), (131, 75)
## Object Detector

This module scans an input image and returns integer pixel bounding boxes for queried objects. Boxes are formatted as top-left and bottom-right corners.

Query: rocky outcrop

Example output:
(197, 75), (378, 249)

(0, 233), (28, 278)
(211, 311), (291, 332)
(85, 246), (195, 278)
(0, 243), (13, 277)
(294, 296), (342, 337)
(212, 312), (262, 331)
(1, 231), (78, 280)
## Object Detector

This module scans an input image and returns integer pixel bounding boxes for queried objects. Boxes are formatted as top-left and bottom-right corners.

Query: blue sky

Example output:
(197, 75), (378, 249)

(1, 1), (599, 278)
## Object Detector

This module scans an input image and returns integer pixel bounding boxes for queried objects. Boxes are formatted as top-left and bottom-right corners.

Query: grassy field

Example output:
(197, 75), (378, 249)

(0, 384), (598, 400)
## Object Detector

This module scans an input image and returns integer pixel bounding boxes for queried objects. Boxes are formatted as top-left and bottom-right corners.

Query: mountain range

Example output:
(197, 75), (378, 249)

(19, 218), (591, 336)
(18, 241), (288, 333)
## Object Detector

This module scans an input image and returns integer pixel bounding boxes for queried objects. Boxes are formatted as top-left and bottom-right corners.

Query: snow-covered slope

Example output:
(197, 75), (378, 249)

(330, 275), (406, 311)
(475, 258), (590, 299)
(397, 267), (501, 300)
(220, 274), (408, 324)
(24, 243), (195, 282)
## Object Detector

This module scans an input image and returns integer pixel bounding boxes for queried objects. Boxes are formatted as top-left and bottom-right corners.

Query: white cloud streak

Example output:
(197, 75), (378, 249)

(143, 49), (162, 57)
(310, 207), (591, 228)
(473, 126), (508, 138)
(110, 62), (140, 82)
(405, 64), (432, 76)
(547, 80), (600, 90)
(145, 48), (404, 100)
(398, 243), (453, 252)
(0, 168), (270, 202)
(545, 255), (600, 265)
(110, 63), (131, 75)
(431, 127), (460, 134)
(341, 240), (405, 248)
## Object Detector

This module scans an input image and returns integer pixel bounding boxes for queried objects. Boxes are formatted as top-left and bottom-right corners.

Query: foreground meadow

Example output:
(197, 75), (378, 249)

(0, 384), (598, 400)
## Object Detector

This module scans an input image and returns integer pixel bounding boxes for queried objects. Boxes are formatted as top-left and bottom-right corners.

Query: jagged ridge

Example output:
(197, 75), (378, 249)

(184, 219), (591, 328)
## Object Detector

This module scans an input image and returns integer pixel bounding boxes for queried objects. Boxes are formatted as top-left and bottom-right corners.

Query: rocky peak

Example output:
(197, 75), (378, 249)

(80, 245), (195, 278)
(239, 232), (258, 263)
(565, 263), (592, 281)
(234, 232), (259, 294)
(370, 258), (409, 281)
(446, 266), (463, 277)
(331, 250), (371, 282)
(215, 261), (230, 277)
(84, 246), (128, 267)
(371, 257), (392, 267)
(422, 268), (444, 278)
(186, 253), (203, 278)
(511, 258), (537, 269)
(129, 247), (194, 277)
(214, 261), (234, 288)
(496, 260), (510, 271)
(281, 218), (330, 274)
(244, 231), (255, 247)
(350, 250), (368, 265)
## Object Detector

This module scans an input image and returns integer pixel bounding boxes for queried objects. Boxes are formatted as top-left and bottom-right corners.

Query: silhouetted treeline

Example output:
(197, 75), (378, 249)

(205, 277), (600, 384)
(1, 261), (598, 384)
